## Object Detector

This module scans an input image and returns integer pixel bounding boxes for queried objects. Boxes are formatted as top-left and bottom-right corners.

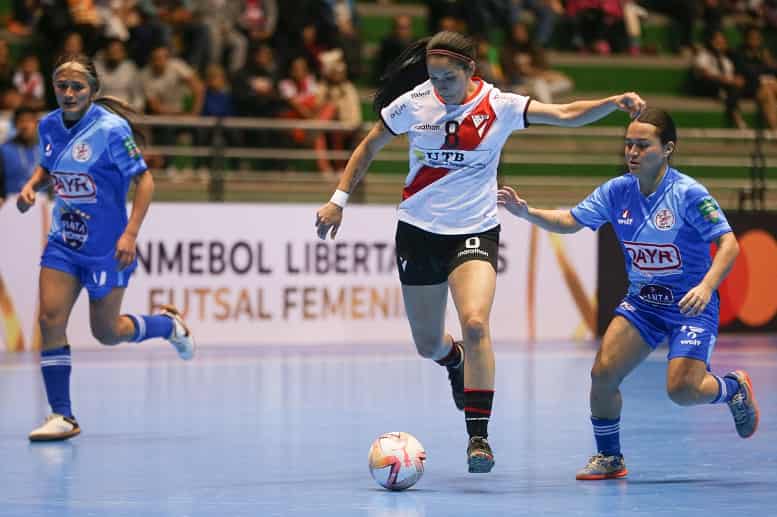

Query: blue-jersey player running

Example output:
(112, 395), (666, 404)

(16, 53), (195, 442)
(497, 108), (759, 479)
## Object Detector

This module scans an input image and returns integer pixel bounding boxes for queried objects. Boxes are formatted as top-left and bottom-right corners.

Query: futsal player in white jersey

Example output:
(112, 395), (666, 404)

(498, 108), (759, 480)
(315, 31), (645, 473)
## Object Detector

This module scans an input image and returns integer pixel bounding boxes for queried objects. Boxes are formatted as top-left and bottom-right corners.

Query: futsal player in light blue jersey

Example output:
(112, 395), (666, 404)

(16, 53), (195, 442)
(498, 108), (759, 479)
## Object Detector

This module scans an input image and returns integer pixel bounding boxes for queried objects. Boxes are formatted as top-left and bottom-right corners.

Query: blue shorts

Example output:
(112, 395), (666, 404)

(40, 242), (138, 301)
(614, 294), (718, 367)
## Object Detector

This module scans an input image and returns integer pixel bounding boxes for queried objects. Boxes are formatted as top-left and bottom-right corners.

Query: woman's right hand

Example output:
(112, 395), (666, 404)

(315, 202), (343, 240)
(16, 184), (36, 213)
(497, 185), (529, 218)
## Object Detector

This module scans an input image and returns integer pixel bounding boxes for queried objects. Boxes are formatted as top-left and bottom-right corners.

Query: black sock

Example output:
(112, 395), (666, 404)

(464, 389), (493, 438)
(435, 341), (462, 368)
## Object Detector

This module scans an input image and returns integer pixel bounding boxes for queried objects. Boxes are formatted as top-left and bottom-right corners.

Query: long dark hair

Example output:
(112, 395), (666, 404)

(636, 108), (677, 149)
(373, 31), (476, 114)
(53, 53), (147, 146)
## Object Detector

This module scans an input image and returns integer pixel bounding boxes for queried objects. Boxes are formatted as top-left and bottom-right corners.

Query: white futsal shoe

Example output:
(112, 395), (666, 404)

(159, 305), (195, 360)
(28, 414), (81, 442)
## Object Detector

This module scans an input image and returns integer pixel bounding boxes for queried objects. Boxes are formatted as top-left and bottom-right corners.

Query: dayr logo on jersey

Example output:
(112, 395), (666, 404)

(623, 241), (682, 273)
(52, 172), (97, 202)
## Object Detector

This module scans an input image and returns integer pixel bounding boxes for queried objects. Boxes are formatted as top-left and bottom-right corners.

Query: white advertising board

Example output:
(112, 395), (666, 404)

(0, 201), (597, 349)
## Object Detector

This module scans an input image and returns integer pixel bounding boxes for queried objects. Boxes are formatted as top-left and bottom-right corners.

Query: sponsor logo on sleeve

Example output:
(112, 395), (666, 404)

(123, 136), (141, 160)
(390, 103), (407, 119)
(411, 90), (431, 99)
(697, 197), (721, 223)
(623, 241), (682, 273)
(654, 208), (675, 230)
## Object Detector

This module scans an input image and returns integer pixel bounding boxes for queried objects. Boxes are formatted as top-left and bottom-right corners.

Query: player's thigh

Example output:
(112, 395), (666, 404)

(595, 315), (653, 384)
(448, 259), (496, 328)
(89, 287), (127, 337)
(665, 356), (708, 394)
(402, 282), (449, 350)
(38, 267), (82, 328)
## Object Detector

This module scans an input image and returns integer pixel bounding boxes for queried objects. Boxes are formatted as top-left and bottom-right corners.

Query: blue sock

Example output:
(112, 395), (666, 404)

(41, 345), (73, 418)
(710, 374), (740, 404)
(125, 314), (174, 342)
(592, 416), (621, 456)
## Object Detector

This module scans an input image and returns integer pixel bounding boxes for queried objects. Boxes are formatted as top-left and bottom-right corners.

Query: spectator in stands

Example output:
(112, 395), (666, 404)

(566, 0), (626, 54)
(317, 49), (362, 171)
(233, 44), (282, 117)
(140, 45), (204, 116)
(638, 0), (696, 56)
(62, 31), (85, 55)
(501, 21), (573, 102)
(0, 107), (38, 207)
(691, 30), (748, 129)
(202, 64), (234, 117)
(512, 0), (563, 48)
(238, 0), (279, 45)
(153, 0), (211, 72)
(422, 0), (463, 34)
(324, 0), (362, 79)
(734, 25), (777, 129)
(12, 54), (46, 111)
(95, 39), (146, 112)
(127, 3), (171, 68)
(192, 0), (248, 73)
(374, 15), (415, 84)
(474, 37), (506, 88)
(0, 40), (18, 110)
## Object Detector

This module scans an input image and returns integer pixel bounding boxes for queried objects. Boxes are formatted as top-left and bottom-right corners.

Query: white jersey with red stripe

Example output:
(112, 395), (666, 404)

(380, 78), (531, 235)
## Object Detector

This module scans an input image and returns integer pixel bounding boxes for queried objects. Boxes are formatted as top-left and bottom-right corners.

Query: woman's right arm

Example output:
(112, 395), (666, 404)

(16, 165), (51, 213)
(497, 185), (583, 234)
(315, 120), (395, 239)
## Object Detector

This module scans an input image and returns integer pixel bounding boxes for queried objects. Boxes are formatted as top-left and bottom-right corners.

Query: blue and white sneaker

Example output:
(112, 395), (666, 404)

(725, 370), (759, 438)
(576, 453), (628, 480)
(159, 305), (195, 360)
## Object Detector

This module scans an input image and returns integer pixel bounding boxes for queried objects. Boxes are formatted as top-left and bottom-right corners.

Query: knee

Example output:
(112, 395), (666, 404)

(666, 378), (701, 406)
(461, 316), (488, 344)
(91, 324), (122, 346)
(38, 309), (67, 333)
(590, 357), (621, 389)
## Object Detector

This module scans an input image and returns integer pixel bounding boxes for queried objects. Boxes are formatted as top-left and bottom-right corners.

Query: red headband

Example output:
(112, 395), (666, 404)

(426, 48), (474, 65)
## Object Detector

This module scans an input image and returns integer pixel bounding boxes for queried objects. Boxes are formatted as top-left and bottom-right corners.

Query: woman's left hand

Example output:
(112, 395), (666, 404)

(678, 282), (713, 316)
(115, 231), (137, 271)
(614, 92), (646, 119)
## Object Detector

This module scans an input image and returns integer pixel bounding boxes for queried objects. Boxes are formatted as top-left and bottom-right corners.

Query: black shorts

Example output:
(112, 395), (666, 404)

(394, 221), (500, 286)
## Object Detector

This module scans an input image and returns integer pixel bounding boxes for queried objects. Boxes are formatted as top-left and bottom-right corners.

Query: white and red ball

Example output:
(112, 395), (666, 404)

(368, 432), (426, 491)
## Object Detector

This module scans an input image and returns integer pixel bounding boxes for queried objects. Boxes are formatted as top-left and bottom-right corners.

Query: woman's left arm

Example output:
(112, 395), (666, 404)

(526, 92), (645, 127)
(678, 232), (739, 316)
(116, 170), (154, 270)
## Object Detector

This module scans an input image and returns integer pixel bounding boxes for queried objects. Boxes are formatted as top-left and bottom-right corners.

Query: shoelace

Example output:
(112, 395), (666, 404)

(729, 392), (749, 425)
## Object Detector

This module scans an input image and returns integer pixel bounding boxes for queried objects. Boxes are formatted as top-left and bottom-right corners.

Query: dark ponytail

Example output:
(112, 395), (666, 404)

(53, 53), (147, 146)
(373, 31), (476, 114)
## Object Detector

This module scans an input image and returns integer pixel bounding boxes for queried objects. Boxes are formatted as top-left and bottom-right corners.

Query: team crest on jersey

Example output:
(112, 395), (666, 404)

(72, 141), (92, 162)
(654, 208), (675, 230)
(471, 114), (490, 137)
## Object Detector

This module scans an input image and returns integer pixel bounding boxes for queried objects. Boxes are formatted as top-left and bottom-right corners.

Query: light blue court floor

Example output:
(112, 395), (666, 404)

(1, 337), (776, 517)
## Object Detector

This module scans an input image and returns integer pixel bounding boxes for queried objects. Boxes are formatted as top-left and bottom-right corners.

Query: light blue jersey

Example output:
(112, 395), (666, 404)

(39, 103), (147, 260)
(38, 103), (147, 299)
(571, 167), (733, 364)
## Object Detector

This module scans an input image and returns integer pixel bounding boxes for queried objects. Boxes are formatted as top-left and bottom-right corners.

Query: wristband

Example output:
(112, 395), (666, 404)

(329, 189), (349, 208)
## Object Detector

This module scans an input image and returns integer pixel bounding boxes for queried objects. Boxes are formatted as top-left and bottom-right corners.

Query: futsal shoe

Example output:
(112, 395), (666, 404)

(467, 436), (495, 473)
(446, 342), (465, 410)
(159, 305), (195, 360)
(575, 453), (628, 480)
(725, 370), (759, 438)
(28, 414), (81, 442)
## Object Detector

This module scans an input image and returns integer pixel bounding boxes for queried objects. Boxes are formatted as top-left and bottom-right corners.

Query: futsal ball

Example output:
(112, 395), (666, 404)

(368, 432), (426, 491)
